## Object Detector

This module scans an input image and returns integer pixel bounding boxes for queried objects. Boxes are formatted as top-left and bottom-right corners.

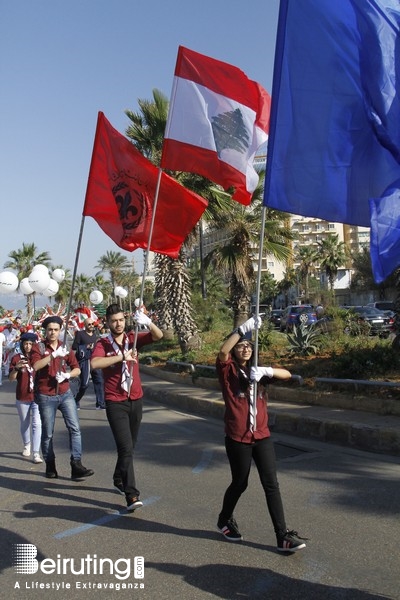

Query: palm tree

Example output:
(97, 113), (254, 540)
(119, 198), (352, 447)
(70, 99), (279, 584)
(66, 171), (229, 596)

(4, 243), (52, 319)
(125, 90), (209, 352)
(318, 234), (348, 292)
(278, 267), (298, 307)
(297, 246), (317, 302)
(125, 89), (169, 165)
(72, 274), (94, 306)
(53, 267), (72, 306)
(95, 251), (131, 300)
(204, 169), (293, 327)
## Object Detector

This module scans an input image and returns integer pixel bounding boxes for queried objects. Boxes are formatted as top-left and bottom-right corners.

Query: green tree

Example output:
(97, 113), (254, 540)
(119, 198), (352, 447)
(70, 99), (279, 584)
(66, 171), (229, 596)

(205, 194), (291, 327)
(4, 243), (52, 319)
(95, 251), (131, 300)
(297, 246), (318, 302)
(318, 234), (348, 292)
(259, 271), (278, 306)
(278, 267), (298, 307)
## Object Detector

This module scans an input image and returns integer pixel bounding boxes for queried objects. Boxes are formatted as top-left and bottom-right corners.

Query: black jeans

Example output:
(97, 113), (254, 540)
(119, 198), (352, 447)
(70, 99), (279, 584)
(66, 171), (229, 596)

(220, 436), (286, 535)
(105, 399), (143, 497)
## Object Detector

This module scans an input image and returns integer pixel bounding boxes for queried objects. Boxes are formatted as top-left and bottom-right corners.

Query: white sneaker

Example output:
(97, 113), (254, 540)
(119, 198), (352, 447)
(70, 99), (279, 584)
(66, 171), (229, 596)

(22, 444), (31, 457)
(33, 453), (43, 464)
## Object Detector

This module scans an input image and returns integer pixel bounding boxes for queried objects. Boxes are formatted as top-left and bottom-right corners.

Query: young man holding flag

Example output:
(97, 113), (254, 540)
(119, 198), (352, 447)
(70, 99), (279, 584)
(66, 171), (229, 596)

(91, 304), (163, 511)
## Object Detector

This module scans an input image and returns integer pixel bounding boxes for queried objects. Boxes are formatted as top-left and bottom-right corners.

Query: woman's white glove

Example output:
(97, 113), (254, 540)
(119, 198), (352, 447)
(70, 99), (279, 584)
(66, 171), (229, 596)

(55, 372), (71, 383)
(238, 316), (262, 336)
(250, 366), (274, 382)
(52, 346), (69, 359)
(134, 310), (152, 327)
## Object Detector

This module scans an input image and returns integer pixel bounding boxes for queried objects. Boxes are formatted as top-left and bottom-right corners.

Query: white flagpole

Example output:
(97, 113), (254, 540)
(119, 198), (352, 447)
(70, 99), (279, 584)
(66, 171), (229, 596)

(127, 167), (163, 393)
(251, 205), (268, 430)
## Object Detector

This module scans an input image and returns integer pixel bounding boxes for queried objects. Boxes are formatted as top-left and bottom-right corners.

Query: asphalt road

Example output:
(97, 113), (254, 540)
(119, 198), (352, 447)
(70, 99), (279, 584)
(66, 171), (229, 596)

(0, 378), (399, 600)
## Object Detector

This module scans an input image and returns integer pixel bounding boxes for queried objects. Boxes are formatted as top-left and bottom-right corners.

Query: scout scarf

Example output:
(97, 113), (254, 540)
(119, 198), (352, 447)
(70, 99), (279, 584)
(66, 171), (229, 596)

(108, 333), (131, 393)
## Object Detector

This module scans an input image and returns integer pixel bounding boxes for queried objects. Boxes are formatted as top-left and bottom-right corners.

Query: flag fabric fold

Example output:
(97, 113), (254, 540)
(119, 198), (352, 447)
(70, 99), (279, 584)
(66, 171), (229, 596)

(83, 112), (208, 259)
(263, 0), (400, 283)
(161, 46), (271, 205)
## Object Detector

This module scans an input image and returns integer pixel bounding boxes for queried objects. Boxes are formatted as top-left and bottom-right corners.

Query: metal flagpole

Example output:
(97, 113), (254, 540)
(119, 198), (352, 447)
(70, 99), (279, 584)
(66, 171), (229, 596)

(127, 167), (163, 394)
(56, 214), (86, 393)
(251, 205), (268, 431)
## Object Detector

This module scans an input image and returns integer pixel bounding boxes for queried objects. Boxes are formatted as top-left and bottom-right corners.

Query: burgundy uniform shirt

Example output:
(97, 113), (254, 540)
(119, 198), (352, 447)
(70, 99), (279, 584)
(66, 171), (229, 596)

(9, 353), (35, 402)
(216, 355), (270, 443)
(91, 331), (153, 401)
(30, 341), (79, 395)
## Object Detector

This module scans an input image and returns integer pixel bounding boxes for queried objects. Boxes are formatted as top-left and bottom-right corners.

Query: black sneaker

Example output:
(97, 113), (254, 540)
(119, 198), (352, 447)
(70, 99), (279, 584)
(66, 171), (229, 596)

(217, 517), (243, 542)
(277, 530), (307, 553)
(126, 496), (143, 511)
(113, 479), (125, 496)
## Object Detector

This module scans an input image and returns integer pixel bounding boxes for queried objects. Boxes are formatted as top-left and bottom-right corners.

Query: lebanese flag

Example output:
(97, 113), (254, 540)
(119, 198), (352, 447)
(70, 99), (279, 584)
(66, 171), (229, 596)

(83, 112), (208, 259)
(160, 46), (271, 205)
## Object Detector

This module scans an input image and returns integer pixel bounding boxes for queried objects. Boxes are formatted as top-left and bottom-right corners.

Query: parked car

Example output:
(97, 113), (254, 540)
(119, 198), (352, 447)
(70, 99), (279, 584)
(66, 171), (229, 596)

(345, 306), (392, 337)
(367, 301), (395, 312)
(268, 309), (283, 329)
(279, 305), (317, 332)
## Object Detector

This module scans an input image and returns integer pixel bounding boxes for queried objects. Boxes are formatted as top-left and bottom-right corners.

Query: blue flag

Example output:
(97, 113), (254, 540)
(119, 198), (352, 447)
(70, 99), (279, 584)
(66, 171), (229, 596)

(264, 0), (400, 283)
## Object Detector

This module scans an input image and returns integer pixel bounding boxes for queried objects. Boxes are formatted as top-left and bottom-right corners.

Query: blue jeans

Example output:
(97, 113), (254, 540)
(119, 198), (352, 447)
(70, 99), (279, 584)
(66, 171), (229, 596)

(37, 390), (82, 462)
(75, 360), (105, 407)
(15, 400), (42, 453)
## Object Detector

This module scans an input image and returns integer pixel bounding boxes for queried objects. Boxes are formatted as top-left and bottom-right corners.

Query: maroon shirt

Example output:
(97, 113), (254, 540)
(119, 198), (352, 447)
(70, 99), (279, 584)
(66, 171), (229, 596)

(216, 355), (270, 443)
(30, 341), (79, 395)
(10, 353), (35, 402)
(91, 331), (153, 401)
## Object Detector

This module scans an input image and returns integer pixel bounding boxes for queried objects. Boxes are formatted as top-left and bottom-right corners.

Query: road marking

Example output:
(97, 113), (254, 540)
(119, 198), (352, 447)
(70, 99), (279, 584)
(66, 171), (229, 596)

(192, 449), (213, 474)
(54, 496), (161, 539)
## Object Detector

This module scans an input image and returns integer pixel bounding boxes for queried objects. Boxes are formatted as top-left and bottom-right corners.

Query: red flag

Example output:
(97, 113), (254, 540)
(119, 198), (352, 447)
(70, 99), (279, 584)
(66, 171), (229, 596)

(160, 46), (271, 205)
(83, 112), (208, 259)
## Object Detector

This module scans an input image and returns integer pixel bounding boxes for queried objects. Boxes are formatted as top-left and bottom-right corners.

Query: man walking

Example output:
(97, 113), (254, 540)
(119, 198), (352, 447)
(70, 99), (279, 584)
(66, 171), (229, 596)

(31, 315), (94, 480)
(91, 304), (163, 511)
(72, 318), (105, 409)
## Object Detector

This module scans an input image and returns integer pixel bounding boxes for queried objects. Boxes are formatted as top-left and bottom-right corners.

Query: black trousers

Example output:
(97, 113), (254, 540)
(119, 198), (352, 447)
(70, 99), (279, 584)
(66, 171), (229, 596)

(105, 399), (143, 497)
(220, 435), (287, 535)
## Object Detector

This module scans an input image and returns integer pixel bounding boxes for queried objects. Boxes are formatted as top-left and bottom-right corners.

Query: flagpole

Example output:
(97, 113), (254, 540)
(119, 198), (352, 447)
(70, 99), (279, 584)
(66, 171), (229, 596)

(62, 215), (86, 346)
(56, 214), (86, 393)
(251, 205), (268, 430)
(127, 167), (163, 394)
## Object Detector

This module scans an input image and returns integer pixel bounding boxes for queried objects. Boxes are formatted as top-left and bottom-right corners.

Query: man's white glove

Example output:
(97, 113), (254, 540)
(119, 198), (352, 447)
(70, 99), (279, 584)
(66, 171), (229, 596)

(55, 372), (71, 383)
(52, 346), (69, 359)
(238, 316), (262, 336)
(134, 310), (152, 327)
(250, 366), (274, 382)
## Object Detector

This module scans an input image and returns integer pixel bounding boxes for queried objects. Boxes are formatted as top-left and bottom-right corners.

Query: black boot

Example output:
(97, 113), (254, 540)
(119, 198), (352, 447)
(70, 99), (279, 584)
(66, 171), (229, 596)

(45, 461), (58, 479)
(70, 459), (94, 480)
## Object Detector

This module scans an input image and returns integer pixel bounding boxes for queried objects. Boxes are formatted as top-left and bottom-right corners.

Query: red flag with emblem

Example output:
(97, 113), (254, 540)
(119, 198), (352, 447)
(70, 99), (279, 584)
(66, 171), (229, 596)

(83, 112), (208, 259)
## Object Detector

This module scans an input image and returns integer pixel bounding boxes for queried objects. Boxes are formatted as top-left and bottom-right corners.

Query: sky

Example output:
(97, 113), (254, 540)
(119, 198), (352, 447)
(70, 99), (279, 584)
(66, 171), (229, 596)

(0, 0), (280, 311)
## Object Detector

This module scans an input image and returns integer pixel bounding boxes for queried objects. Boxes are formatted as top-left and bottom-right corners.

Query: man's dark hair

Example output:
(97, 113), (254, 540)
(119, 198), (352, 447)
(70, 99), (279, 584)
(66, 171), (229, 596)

(105, 303), (124, 319)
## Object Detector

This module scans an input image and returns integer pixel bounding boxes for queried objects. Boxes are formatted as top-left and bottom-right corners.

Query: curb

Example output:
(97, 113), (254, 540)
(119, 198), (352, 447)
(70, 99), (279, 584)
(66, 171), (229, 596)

(140, 366), (400, 457)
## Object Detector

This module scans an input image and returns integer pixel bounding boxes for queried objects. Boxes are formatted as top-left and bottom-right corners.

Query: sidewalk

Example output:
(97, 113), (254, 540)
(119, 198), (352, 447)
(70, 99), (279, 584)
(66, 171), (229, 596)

(140, 366), (400, 457)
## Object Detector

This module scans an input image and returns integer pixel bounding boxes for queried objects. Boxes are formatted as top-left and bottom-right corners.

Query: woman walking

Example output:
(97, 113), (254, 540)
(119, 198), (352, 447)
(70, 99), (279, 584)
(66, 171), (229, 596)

(216, 316), (307, 553)
(9, 332), (43, 464)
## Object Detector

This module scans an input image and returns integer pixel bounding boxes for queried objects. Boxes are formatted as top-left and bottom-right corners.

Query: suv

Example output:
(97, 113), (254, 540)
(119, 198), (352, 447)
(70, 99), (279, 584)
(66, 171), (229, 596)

(280, 305), (317, 332)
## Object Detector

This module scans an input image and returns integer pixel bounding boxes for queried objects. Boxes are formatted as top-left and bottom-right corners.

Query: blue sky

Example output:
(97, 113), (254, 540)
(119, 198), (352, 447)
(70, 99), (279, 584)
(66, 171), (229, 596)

(0, 0), (280, 310)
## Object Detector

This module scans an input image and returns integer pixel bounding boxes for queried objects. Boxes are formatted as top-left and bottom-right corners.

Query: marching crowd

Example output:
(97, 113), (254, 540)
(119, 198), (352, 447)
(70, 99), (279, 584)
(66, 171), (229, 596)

(0, 303), (307, 553)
